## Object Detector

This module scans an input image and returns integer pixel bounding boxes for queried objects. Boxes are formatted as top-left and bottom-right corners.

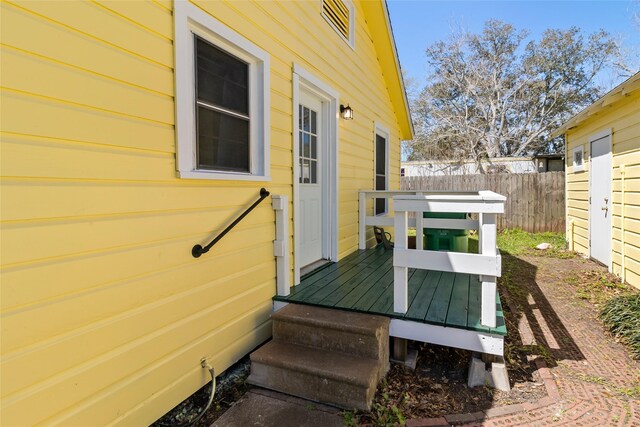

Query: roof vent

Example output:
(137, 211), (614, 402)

(322, 0), (353, 46)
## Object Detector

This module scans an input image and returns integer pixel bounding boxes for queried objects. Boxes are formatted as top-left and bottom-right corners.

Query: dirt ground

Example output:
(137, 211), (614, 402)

(153, 242), (640, 426)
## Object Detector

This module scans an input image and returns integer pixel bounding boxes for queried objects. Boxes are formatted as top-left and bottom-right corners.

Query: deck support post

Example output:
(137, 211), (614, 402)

(479, 212), (497, 328)
(392, 337), (408, 362)
(359, 191), (366, 250)
(393, 208), (408, 313)
(273, 195), (290, 297)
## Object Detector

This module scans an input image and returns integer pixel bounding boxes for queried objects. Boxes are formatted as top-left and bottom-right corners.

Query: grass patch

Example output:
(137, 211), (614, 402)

(600, 294), (640, 359)
(467, 228), (570, 257)
(496, 229), (571, 257)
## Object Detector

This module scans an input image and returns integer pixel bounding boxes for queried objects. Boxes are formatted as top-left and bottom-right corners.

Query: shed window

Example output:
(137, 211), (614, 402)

(572, 145), (584, 172)
(322, 0), (355, 48)
(174, 1), (270, 181)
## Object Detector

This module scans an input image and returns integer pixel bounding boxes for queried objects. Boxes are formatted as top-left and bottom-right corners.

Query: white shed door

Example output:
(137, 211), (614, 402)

(298, 90), (324, 267)
(589, 134), (612, 267)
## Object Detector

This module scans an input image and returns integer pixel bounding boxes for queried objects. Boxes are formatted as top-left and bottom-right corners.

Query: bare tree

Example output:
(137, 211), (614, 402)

(407, 20), (618, 171)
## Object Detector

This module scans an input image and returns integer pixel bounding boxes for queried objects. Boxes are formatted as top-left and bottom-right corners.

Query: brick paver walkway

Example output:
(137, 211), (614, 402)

(409, 256), (640, 426)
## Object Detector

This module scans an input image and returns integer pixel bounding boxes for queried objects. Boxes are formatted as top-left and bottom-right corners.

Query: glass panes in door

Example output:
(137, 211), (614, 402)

(299, 105), (318, 184)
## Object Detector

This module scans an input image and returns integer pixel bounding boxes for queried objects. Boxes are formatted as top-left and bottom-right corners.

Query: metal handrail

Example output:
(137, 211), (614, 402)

(192, 188), (270, 258)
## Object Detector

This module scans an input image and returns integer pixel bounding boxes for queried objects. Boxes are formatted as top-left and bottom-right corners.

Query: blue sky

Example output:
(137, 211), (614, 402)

(387, 0), (640, 91)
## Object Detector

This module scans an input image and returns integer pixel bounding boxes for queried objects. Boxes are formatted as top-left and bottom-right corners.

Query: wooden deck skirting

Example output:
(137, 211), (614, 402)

(274, 246), (506, 355)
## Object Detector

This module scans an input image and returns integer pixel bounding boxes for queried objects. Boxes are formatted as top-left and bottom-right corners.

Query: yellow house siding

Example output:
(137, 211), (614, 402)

(565, 92), (640, 289)
(1, 1), (405, 425)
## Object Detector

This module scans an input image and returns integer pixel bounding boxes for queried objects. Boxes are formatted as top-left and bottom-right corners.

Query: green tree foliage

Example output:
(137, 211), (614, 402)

(407, 20), (618, 170)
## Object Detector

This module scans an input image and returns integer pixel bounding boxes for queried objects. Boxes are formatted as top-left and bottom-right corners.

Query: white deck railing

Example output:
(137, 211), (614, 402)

(358, 190), (505, 328)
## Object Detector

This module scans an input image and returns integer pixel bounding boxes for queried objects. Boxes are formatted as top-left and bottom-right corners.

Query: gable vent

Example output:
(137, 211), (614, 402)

(322, 0), (350, 41)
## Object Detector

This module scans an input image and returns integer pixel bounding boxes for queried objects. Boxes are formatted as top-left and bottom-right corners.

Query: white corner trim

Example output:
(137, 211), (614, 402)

(174, 0), (270, 180)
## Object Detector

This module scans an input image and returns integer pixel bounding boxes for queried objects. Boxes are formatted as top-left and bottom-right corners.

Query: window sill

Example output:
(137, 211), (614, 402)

(178, 170), (271, 182)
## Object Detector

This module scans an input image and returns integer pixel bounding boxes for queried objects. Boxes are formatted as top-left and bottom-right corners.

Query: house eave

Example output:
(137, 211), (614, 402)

(551, 72), (640, 138)
(361, 1), (414, 140)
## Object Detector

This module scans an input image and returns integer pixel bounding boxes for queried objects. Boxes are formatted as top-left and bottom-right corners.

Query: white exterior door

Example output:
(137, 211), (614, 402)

(589, 133), (612, 267)
(298, 90), (324, 267)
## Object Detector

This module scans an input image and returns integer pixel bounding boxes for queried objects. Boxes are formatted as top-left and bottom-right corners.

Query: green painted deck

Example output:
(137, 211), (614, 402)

(275, 246), (507, 336)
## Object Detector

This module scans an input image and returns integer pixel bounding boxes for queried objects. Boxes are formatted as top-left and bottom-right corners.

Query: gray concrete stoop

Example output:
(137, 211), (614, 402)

(247, 304), (390, 411)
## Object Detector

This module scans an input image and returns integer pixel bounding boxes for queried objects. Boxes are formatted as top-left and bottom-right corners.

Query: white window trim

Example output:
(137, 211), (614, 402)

(174, 0), (270, 181)
(321, 0), (356, 50)
(292, 64), (339, 286)
(571, 145), (584, 172)
(374, 122), (390, 215)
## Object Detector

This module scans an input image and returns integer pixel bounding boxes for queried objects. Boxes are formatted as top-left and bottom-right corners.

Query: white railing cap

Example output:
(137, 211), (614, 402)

(393, 190), (506, 202)
(392, 190), (506, 214)
(359, 189), (506, 202)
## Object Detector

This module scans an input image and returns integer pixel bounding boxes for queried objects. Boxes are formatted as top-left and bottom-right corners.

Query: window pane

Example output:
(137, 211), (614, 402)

(196, 36), (248, 115)
(310, 135), (317, 159)
(310, 110), (317, 134)
(197, 106), (249, 172)
(302, 107), (310, 132)
(302, 159), (310, 183)
(298, 105), (303, 129)
(376, 175), (386, 191)
(299, 159), (303, 183)
(299, 130), (303, 157)
(310, 160), (317, 183)
(376, 135), (386, 175)
(376, 198), (386, 215)
(303, 133), (310, 157)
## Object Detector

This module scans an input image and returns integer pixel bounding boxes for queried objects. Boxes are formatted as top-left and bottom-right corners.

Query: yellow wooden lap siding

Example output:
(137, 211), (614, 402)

(0, 0), (403, 425)
(565, 93), (640, 289)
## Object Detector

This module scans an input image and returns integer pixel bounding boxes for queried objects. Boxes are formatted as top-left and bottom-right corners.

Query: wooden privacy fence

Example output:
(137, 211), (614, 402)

(401, 172), (565, 233)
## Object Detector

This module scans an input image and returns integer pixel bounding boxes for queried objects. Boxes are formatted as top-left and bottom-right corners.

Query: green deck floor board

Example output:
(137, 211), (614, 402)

(466, 274), (488, 332)
(446, 273), (471, 327)
(385, 268), (430, 317)
(316, 254), (391, 306)
(405, 270), (442, 321)
(424, 271), (456, 324)
(286, 249), (381, 301)
(348, 263), (396, 312)
(333, 257), (393, 309)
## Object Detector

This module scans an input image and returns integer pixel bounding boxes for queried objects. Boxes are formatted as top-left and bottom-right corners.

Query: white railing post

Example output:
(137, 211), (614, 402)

(359, 191), (367, 250)
(394, 207), (408, 313)
(480, 212), (497, 327)
(272, 195), (290, 297)
(415, 192), (423, 250)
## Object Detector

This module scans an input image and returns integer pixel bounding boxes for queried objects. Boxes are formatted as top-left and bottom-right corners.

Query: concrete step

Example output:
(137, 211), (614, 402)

(247, 341), (380, 411)
(272, 304), (390, 364)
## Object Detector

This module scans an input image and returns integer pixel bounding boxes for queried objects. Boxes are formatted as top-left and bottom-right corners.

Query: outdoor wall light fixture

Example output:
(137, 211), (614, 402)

(340, 104), (353, 120)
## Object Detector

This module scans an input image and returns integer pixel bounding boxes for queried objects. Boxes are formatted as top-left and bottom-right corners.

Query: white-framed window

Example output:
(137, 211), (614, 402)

(572, 145), (584, 172)
(174, 1), (270, 181)
(322, 0), (355, 49)
(374, 123), (390, 215)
